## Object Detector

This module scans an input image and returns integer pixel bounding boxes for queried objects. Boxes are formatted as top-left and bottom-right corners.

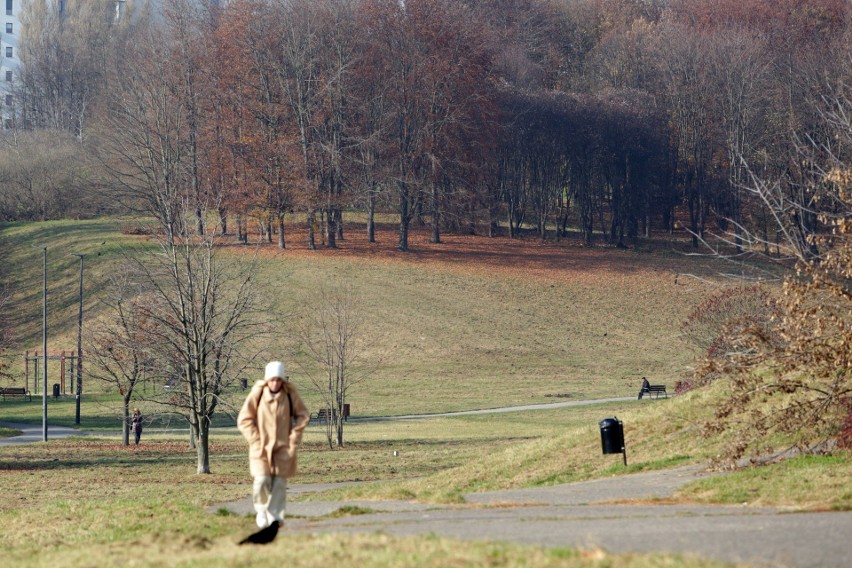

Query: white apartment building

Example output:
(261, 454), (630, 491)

(1, 0), (21, 128)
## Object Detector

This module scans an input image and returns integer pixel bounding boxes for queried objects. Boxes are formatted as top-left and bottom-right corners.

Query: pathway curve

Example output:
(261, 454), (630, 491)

(0, 421), (86, 446)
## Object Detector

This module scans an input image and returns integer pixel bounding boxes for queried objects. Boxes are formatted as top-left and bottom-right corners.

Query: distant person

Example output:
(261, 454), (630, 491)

(238, 361), (310, 530)
(638, 377), (651, 400)
(131, 408), (143, 445)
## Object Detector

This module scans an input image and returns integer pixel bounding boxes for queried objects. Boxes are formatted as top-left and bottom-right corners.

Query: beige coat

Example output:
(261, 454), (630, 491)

(237, 379), (310, 478)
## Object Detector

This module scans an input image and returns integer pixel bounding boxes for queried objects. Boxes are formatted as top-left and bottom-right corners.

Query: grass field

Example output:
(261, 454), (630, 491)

(2, 216), (844, 567)
(0, 398), (752, 568)
(1, 216), (762, 415)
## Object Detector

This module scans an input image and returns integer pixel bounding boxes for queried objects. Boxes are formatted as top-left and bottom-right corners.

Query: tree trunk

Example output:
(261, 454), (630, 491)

(195, 207), (204, 237)
(196, 422), (210, 474)
(507, 197), (515, 239)
(367, 189), (376, 243)
(278, 217), (286, 249)
(122, 400), (130, 446)
(308, 210), (317, 250)
(327, 206), (337, 249)
(398, 184), (410, 252)
(430, 181), (441, 244)
(219, 208), (228, 236)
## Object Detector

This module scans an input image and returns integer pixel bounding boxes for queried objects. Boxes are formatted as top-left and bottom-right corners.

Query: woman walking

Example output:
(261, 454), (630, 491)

(237, 361), (310, 529)
(131, 408), (143, 445)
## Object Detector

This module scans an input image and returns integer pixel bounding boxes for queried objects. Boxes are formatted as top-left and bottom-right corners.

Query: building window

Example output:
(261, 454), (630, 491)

(4, 118), (11, 129)
(5, 70), (11, 82)
(5, 22), (11, 34)
(5, 0), (11, 16)
(5, 47), (11, 58)
(4, 94), (12, 106)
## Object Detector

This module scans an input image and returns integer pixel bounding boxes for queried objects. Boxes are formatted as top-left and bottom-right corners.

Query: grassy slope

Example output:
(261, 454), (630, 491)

(316, 383), (851, 511)
(3, 217), (727, 416)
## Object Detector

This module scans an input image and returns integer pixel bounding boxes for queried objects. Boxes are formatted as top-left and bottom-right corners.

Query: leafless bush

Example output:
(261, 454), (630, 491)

(702, 81), (852, 464)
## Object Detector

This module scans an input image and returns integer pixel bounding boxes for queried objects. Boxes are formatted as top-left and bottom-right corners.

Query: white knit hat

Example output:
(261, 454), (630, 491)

(264, 361), (286, 381)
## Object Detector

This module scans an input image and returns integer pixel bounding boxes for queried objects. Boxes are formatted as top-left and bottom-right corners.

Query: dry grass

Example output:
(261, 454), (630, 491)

(2, 216), (743, 416)
(243, 222), (744, 415)
(0, 216), (806, 567)
(300, 383), (850, 512)
(676, 454), (852, 511)
(0, 421), (748, 568)
(309, 388), (718, 503)
(6, 532), (744, 568)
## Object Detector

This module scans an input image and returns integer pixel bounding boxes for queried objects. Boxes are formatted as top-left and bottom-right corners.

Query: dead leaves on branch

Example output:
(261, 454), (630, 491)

(703, 166), (851, 464)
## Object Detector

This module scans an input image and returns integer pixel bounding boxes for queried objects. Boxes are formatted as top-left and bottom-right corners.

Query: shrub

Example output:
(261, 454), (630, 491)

(680, 285), (778, 359)
(704, 169), (851, 463)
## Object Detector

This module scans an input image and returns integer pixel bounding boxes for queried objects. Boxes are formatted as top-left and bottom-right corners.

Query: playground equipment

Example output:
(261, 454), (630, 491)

(24, 350), (80, 396)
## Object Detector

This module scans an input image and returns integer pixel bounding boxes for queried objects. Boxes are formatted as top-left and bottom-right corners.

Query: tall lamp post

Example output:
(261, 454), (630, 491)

(70, 254), (84, 425)
(32, 245), (48, 441)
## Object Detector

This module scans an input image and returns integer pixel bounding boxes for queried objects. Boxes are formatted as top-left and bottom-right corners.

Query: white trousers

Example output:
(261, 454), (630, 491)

(252, 475), (287, 528)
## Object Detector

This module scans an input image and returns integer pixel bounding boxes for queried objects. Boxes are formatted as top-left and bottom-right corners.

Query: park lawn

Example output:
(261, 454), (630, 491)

(2, 215), (835, 566)
(0, 400), (755, 568)
(304, 384), (852, 512)
(6, 532), (744, 568)
(675, 454), (852, 511)
(0, 393), (241, 431)
(2, 215), (745, 417)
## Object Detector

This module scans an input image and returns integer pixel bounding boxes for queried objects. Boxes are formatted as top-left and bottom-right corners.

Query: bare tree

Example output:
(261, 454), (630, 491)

(295, 283), (377, 449)
(16, 0), (137, 139)
(125, 235), (266, 472)
(706, 27), (772, 253)
(0, 130), (92, 221)
(654, 19), (718, 246)
(86, 276), (155, 445)
(273, 0), (326, 250)
(94, 0), (215, 244)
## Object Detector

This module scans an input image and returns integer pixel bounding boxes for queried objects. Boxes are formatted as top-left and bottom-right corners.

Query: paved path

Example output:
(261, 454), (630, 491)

(215, 465), (852, 568)
(351, 396), (637, 421)
(0, 421), (86, 446)
(0, 396), (639, 443)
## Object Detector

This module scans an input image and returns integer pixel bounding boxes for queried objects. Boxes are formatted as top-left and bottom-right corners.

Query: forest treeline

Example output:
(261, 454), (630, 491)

(1, 0), (849, 253)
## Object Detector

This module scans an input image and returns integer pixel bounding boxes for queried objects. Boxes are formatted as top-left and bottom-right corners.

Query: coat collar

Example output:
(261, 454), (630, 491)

(259, 381), (290, 402)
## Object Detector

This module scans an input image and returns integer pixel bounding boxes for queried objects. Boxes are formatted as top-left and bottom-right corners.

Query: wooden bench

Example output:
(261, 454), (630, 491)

(312, 404), (351, 424)
(642, 385), (667, 399)
(0, 387), (32, 402)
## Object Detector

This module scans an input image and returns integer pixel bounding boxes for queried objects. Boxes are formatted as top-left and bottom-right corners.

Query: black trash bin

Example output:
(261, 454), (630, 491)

(599, 417), (624, 455)
(52, 383), (60, 399)
(239, 378), (248, 390)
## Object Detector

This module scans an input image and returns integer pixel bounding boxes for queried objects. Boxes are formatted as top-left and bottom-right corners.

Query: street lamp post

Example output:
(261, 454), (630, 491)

(32, 245), (48, 441)
(70, 254), (84, 425)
